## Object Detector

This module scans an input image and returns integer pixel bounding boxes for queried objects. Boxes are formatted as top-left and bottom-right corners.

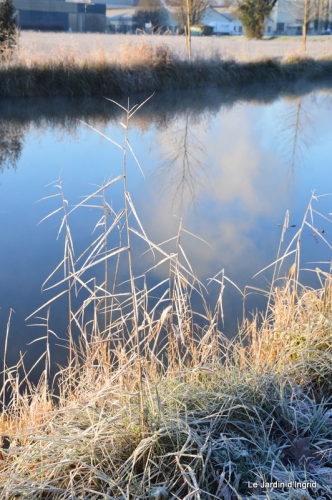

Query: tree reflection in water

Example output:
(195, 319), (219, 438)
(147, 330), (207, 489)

(153, 109), (209, 212)
(0, 122), (23, 173)
(276, 93), (332, 183)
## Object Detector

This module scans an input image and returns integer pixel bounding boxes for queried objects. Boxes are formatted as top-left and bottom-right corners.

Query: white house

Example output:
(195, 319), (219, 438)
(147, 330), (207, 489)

(201, 7), (243, 34)
(201, 6), (274, 36)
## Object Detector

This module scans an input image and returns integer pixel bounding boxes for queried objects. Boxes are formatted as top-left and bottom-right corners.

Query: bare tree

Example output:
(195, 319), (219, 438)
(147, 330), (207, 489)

(169, 0), (210, 58)
(290, 0), (330, 51)
(298, 0), (315, 50)
(183, 0), (210, 58)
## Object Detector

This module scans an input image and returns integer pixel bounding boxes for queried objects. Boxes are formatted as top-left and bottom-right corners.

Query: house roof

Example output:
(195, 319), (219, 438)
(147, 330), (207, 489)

(106, 7), (136, 19)
(201, 6), (240, 24)
(211, 8), (237, 21)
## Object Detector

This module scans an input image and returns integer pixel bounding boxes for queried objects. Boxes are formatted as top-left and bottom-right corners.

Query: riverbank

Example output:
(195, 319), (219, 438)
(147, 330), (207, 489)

(1, 51), (332, 97)
(1, 33), (332, 97)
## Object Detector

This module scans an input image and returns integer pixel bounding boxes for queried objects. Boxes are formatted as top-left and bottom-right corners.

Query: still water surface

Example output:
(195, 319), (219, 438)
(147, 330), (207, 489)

(1, 82), (332, 381)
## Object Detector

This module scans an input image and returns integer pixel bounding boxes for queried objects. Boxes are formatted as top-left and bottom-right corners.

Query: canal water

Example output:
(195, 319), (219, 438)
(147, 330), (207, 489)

(1, 80), (332, 384)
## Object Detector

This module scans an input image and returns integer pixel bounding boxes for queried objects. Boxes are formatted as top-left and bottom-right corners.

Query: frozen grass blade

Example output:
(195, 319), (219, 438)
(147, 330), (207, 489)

(78, 120), (124, 150)
(2, 309), (14, 412)
(25, 290), (68, 321)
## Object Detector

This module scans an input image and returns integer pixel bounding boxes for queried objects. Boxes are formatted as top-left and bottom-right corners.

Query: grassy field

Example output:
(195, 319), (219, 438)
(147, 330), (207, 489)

(0, 31), (331, 97)
(16, 31), (332, 64)
(0, 103), (332, 498)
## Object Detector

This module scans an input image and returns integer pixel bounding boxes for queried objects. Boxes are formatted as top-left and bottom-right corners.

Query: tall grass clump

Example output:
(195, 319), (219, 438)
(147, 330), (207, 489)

(1, 97), (332, 499)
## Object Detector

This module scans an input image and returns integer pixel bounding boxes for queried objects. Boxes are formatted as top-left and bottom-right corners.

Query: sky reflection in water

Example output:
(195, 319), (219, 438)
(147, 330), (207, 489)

(0, 82), (332, 379)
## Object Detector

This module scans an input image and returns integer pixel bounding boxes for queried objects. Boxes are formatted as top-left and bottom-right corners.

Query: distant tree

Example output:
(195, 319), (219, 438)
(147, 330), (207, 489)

(133, 0), (168, 32)
(182, 0), (210, 58)
(168, 0), (210, 58)
(290, 0), (323, 51)
(179, 0), (210, 26)
(237, 0), (277, 38)
(0, 0), (18, 58)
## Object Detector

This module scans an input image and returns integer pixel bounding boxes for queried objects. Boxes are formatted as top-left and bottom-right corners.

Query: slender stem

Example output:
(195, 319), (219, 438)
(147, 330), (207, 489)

(59, 181), (73, 367)
(186, 0), (192, 59)
(103, 197), (108, 336)
(45, 307), (50, 403)
(2, 308), (14, 413)
(123, 104), (145, 435)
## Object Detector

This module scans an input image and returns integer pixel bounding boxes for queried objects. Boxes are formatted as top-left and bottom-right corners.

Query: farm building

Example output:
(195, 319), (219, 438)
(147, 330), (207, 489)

(201, 7), (243, 35)
(13, 0), (106, 32)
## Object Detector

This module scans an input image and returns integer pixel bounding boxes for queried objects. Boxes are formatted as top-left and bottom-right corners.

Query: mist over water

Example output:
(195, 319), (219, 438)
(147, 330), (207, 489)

(1, 80), (332, 385)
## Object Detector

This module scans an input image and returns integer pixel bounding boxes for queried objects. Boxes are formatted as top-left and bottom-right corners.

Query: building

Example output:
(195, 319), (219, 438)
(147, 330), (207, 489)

(105, 6), (136, 32)
(13, 0), (106, 32)
(270, 0), (332, 35)
(202, 7), (243, 35)
(270, 0), (304, 34)
(105, 4), (178, 33)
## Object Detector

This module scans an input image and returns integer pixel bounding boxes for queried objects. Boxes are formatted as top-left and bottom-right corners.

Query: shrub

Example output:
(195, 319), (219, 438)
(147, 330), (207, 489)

(237, 0), (277, 39)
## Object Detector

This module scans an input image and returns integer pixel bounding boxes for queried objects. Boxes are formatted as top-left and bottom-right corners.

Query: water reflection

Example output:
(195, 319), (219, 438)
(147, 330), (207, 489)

(276, 92), (332, 183)
(1, 79), (332, 202)
(0, 122), (23, 173)
(154, 109), (209, 211)
(275, 97), (313, 183)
